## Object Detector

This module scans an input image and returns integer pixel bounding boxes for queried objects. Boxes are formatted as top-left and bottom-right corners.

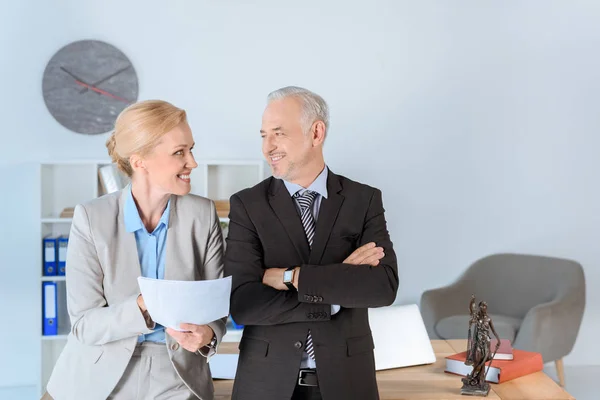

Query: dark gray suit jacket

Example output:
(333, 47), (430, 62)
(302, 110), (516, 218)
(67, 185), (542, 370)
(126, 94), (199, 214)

(225, 169), (398, 400)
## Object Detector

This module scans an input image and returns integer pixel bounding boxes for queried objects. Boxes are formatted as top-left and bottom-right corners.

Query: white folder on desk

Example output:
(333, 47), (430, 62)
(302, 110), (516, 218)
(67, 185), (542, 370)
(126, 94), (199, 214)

(368, 304), (436, 370)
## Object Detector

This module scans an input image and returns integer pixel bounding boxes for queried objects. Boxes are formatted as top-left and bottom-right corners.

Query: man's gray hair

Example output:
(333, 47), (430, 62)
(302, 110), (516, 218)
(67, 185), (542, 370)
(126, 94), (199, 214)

(267, 86), (329, 138)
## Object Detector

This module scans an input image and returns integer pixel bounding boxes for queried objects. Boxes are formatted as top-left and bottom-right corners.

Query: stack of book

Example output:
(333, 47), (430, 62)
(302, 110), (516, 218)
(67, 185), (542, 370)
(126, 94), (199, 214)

(445, 339), (544, 384)
(60, 207), (74, 218)
(214, 200), (230, 218)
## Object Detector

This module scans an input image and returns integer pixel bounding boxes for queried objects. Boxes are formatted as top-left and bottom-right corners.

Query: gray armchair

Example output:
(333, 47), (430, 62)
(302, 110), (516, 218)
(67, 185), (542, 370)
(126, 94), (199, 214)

(420, 253), (585, 387)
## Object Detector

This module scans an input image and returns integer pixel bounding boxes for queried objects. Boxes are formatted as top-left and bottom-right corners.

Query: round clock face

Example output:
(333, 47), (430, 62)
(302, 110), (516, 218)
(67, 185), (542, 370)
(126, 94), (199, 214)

(42, 40), (139, 135)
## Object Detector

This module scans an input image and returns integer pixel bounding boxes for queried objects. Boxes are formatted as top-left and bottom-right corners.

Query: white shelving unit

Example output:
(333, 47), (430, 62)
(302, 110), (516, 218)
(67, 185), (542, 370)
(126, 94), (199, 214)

(39, 161), (101, 395)
(37, 158), (267, 395)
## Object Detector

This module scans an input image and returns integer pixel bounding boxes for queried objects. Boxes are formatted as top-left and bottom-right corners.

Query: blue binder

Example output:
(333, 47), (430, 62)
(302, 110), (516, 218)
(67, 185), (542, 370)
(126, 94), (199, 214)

(42, 282), (58, 336)
(57, 236), (68, 276)
(43, 236), (57, 276)
(230, 316), (244, 330)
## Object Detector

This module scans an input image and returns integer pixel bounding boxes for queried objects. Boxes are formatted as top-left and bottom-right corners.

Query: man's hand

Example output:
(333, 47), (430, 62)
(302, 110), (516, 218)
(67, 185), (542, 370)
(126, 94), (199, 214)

(344, 242), (384, 266)
(262, 242), (383, 292)
(166, 323), (214, 353)
(262, 242), (384, 291)
(262, 268), (289, 290)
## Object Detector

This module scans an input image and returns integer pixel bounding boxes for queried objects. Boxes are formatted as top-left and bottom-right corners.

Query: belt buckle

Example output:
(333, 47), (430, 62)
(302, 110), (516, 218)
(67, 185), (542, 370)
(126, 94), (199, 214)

(298, 369), (318, 387)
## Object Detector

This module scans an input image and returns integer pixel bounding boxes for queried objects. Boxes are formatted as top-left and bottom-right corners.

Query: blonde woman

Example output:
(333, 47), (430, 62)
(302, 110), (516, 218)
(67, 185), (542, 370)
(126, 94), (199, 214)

(44, 100), (226, 400)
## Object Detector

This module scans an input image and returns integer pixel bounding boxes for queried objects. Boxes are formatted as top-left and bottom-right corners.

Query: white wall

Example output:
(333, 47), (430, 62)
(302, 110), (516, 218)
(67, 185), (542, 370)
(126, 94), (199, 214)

(2, 0), (600, 389)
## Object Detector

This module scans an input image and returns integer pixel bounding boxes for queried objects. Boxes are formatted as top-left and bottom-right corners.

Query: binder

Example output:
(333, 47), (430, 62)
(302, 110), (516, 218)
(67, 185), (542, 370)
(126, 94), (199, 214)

(57, 236), (68, 276)
(99, 164), (125, 194)
(42, 282), (58, 336)
(43, 236), (57, 276)
(230, 316), (244, 330)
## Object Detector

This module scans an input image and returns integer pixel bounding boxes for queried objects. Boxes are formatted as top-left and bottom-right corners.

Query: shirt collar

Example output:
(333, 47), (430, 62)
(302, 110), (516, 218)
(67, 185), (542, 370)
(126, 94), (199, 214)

(283, 165), (329, 199)
(124, 185), (171, 234)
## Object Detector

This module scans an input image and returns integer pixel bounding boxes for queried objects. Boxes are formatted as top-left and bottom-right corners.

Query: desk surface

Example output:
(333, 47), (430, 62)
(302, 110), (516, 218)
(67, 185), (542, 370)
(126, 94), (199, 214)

(213, 339), (574, 400)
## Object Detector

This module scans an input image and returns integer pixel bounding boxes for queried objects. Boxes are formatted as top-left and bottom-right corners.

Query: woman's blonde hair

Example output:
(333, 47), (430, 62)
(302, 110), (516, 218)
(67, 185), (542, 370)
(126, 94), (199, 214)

(106, 100), (187, 177)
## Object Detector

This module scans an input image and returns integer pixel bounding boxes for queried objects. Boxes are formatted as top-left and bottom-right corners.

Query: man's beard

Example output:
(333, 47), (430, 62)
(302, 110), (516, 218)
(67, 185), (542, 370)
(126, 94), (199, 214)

(272, 160), (296, 181)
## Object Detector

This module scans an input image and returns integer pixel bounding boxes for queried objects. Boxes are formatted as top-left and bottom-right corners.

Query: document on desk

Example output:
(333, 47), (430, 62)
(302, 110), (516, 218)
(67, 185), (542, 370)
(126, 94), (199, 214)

(137, 276), (232, 331)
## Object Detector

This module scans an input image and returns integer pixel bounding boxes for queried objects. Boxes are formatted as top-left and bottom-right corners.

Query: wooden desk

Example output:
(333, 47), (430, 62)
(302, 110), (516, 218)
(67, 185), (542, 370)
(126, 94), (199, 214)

(213, 339), (574, 400)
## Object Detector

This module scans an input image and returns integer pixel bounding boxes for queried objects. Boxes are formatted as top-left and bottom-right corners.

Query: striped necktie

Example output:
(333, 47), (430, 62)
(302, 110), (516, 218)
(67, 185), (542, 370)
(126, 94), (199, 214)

(293, 190), (318, 360)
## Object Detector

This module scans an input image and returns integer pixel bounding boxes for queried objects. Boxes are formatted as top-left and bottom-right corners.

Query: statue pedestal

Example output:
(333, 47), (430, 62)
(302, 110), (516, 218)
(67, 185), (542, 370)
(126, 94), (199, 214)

(461, 377), (490, 397)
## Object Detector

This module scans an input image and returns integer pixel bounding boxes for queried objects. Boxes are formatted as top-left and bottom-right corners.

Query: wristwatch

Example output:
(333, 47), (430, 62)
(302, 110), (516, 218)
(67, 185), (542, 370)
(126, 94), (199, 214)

(283, 266), (296, 290)
(206, 332), (218, 349)
(196, 332), (218, 356)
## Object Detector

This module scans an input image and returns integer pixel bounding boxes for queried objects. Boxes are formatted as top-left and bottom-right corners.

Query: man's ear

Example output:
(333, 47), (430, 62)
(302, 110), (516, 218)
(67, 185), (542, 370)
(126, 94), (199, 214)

(311, 121), (326, 146)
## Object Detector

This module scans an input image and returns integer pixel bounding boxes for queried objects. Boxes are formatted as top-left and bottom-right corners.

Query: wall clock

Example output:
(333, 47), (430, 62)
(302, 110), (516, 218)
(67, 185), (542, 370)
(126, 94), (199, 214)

(42, 40), (139, 135)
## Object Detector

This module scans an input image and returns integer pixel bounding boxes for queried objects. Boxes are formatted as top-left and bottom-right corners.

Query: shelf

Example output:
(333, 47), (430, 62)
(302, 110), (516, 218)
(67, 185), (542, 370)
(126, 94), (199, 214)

(42, 335), (68, 341)
(41, 276), (66, 282)
(41, 218), (72, 224)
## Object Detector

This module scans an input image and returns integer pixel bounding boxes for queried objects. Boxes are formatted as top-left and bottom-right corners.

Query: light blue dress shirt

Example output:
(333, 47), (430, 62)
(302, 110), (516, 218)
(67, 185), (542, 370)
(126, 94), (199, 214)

(123, 185), (170, 343)
(283, 165), (341, 368)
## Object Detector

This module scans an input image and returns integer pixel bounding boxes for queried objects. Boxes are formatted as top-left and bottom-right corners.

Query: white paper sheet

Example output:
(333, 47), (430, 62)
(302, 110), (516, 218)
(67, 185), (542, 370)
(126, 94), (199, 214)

(209, 354), (239, 379)
(137, 276), (232, 331)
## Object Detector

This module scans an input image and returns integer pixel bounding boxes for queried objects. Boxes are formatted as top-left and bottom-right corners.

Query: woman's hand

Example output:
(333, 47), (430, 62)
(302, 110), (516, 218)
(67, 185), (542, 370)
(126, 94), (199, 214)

(136, 294), (147, 312)
(137, 295), (154, 328)
(166, 323), (214, 353)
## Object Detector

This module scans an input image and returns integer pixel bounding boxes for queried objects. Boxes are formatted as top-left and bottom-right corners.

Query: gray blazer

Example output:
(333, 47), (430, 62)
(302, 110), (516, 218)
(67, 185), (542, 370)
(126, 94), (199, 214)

(46, 189), (226, 400)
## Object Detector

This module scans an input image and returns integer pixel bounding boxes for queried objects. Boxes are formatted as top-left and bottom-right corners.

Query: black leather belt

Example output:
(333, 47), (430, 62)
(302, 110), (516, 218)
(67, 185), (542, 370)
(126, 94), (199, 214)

(298, 368), (319, 387)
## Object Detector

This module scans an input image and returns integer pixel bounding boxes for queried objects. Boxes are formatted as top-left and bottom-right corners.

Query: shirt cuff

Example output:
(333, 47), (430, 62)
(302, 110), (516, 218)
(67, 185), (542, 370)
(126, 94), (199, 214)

(331, 304), (341, 315)
(197, 345), (217, 359)
(196, 332), (218, 360)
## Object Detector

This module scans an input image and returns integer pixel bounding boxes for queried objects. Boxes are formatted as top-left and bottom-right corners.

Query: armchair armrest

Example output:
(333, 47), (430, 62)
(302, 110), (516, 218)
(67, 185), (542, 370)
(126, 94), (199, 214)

(420, 282), (472, 339)
(513, 294), (585, 362)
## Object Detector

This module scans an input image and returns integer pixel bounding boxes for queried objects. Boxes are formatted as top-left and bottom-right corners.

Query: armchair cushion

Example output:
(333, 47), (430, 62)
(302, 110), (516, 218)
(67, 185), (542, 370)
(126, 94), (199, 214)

(435, 314), (522, 343)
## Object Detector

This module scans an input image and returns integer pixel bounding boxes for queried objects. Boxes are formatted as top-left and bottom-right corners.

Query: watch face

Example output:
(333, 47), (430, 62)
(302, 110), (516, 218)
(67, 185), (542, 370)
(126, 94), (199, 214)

(42, 40), (139, 135)
(283, 270), (294, 283)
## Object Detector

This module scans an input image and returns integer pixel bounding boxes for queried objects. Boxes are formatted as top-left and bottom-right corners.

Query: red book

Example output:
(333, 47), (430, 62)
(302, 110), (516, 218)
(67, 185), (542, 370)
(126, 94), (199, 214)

(445, 349), (543, 383)
(490, 339), (513, 360)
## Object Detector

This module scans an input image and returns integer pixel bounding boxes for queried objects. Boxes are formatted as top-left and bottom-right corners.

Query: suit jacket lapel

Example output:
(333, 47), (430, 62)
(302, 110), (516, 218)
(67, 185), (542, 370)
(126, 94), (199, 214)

(164, 194), (187, 280)
(309, 170), (344, 265)
(268, 178), (311, 262)
(117, 189), (143, 284)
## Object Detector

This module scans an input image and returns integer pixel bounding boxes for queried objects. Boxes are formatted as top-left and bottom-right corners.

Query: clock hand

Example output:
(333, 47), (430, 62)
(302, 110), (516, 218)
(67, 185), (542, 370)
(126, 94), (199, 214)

(60, 66), (91, 86)
(78, 64), (132, 94)
(61, 66), (131, 103)
(74, 80), (131, 103)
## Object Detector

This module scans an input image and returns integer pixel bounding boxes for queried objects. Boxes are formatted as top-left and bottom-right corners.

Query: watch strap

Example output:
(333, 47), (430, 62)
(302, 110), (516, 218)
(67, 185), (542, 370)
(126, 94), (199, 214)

(283, 266), (296, 290)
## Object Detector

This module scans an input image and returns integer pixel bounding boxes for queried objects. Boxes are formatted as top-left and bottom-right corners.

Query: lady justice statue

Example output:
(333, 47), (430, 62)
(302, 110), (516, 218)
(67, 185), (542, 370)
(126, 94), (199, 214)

(462, 295), (501, 396)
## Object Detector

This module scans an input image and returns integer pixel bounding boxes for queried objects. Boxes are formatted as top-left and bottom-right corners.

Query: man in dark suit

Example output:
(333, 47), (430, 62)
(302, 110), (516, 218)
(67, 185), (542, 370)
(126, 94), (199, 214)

(225, 86), (398, 400)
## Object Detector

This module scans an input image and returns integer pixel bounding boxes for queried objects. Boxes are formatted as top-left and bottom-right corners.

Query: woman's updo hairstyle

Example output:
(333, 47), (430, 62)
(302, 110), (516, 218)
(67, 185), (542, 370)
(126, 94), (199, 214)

(106, 100), (187, 177)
